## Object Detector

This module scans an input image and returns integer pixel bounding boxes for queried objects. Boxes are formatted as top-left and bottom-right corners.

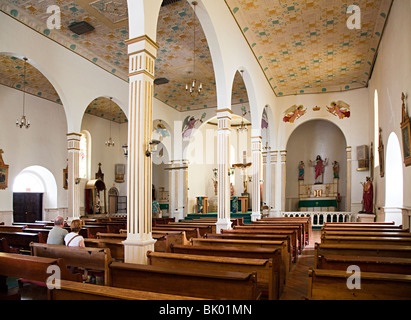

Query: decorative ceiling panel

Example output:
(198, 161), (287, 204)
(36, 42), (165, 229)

(225, 0), (393, 96)
(85, 96), (127, 123)
(0, 54), (61, 103)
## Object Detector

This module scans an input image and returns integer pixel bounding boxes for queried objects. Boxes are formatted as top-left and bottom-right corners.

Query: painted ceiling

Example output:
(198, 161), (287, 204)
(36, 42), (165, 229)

(225, 0), (393, 96)
(0, 0), (392, 118)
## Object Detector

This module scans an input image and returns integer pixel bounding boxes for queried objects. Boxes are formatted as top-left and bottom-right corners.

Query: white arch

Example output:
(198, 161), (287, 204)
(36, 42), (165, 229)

(13, 166), (58, 209)
(385, 132), (403, 225)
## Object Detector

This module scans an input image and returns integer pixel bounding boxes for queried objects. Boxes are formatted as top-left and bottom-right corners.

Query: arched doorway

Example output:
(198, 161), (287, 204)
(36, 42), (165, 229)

(12, 166), (57, 222)
(384, 132), (403, 225)
(285, 119), (347, 212)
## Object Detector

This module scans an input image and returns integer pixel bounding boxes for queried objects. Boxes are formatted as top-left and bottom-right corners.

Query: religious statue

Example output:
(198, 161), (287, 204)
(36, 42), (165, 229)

(361, 177), (374, 213)
(298, 161), (305, 180)
(309, 155), (328, 184)
(332, 161), (339, 179)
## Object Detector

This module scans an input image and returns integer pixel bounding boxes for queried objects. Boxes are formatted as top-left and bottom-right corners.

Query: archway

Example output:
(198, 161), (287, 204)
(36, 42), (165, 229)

(12, 166), (58, 222)
(385, 132), (403, 225)
(285, 119), (347, 212)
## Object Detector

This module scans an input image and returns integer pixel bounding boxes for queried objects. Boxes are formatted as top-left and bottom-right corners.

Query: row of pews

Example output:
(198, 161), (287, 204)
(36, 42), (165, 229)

(0, 215), (310, 300)
(308, 222), (411, 300)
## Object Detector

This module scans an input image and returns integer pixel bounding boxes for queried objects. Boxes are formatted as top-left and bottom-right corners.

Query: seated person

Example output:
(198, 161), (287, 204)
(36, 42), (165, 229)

(47, 216), (68, 245)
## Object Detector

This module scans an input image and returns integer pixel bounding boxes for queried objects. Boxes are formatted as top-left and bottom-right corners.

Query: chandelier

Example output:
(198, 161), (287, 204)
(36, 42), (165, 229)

(16, 57), (30, 129)
(105, 97), (115, 147)
(186, 1), (203, 96)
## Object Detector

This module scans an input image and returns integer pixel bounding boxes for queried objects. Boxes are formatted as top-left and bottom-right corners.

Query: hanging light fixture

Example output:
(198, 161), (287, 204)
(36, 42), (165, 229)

(186, 1), (203, 96)
(237, 70), (248, 133)
(16, 57), (30, 129)
(105, 97), (115, 147)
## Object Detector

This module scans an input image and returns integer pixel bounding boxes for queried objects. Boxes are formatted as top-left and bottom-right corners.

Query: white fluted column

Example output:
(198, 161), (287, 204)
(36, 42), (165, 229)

(280, 150), (287, 212)
(216, 109), (232, 233)
(251, 136), (262, 221)
(168, 160), (188, 222)
(346, 146), (352, 212)
(123, 35), (158, 264)
(67, 133), (81, 220)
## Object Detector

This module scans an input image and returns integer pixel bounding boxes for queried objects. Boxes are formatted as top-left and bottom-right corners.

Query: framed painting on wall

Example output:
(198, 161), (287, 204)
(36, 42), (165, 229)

(401, 92), (411, 166)
(63, 165), (68, 190)
(0, 149), (9, 190)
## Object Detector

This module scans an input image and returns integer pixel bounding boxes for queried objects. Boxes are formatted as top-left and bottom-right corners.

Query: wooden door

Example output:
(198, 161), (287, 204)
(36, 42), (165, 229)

(13, 193), (43, 223)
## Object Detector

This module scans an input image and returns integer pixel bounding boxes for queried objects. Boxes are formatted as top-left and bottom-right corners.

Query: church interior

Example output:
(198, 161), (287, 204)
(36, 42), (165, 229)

(0, 0), (411, 302)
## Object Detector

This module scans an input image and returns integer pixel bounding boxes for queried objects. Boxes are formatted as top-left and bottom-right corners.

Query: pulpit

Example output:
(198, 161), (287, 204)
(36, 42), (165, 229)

(85, 179), (107, 215)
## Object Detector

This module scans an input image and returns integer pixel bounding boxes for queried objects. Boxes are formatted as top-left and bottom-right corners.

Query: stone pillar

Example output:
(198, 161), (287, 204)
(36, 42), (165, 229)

(346, 146), (352, 212)
(67, 133), (81, 220)
(123, 35), (158, 264)
(251, 136), (262, 221)
(216, 109), (232, 233)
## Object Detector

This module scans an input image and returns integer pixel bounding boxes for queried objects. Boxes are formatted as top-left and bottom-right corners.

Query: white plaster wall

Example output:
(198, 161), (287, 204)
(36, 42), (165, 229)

(0, 84), (67, 215)
(367, 0), (411, 213)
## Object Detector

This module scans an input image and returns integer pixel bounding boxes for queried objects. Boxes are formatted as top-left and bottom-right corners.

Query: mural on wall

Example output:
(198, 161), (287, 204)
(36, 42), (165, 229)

(327, 100), (351, 119)
(155, 121), (170, 141)
(283, 105), (307, 123)
(182, 113), (206, 139)
(0, 149), (9, 190)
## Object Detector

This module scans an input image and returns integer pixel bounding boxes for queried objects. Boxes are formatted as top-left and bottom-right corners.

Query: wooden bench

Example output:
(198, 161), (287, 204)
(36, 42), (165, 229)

(0, 231), (44, 253)
(308, 268), (411, 300)
(153, 226), (200, 240)
(256, 217), (311, 244)
(321, 230), (411, 238)
(322, 226), (410, 233)
(165, 222), (214, 236)
(223, 228), (298, 262)
(0, 252), (82, 297)
(190, 237), (290, 277)
(30, 243), (113, 285)
(147, 250), (280, 299)
(321, 235), (411, 246)
(0, 225), (24, 232)
(84, 238), (125, 261)
(48, 279), (206, 300)
(109, 261), (258, 300)
(317, 254), (411, 274)
(205, 232), (292, 263)
(315, 243), (411, 268)
(234, 225), (303, 253)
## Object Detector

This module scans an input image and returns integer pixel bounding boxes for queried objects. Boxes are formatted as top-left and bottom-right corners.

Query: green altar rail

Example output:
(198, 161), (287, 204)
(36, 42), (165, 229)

(298, 199), (337, 208)
(183, 212), (252, 224)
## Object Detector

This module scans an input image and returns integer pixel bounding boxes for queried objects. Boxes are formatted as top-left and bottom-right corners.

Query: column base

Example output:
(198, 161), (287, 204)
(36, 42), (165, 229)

(216, 218), (231, 234)
(122, 238), (157, 264)
(251, 212), (262, 222)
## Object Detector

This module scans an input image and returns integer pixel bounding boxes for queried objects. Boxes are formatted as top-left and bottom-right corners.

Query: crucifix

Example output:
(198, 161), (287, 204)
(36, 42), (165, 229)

(233, 151), (252, 193)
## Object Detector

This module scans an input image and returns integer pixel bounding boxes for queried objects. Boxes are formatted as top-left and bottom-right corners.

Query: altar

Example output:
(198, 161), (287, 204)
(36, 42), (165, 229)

(298, 178), (339, 212)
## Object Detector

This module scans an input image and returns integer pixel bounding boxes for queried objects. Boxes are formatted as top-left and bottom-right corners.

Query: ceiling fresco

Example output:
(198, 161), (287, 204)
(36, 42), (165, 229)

(0, 0), (393, 120)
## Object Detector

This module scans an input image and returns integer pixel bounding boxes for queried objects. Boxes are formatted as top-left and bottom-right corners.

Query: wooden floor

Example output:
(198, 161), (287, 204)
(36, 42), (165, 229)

(280, 229), (320, 300)
(18, 230), (321, 300)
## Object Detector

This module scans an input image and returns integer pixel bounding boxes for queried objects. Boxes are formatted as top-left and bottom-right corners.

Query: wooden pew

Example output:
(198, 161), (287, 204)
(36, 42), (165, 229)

(48, 279), (207, 300)
(321, 235), (411, 246)
(165, 222), (214, 236)
(324, 222), (398, 227)
(314, 243), (411, 268)
(30, 243), (113, 285)
(251, 221), (308, 248)
(0, 231), (44, 253)
(205, 232), (292, 264)
(223, 229), (298, 262)
(147, 250), (280, 299)
(234, 225), (303, 254)
(322, 226), (410, 233)
(0, 252), (82, 297)
(257, 217), (311, 244)
(317, 254), (411, 274)
(321, 230), (411, 239)
(109, 261), (258, 300)
(190, 238), (289, 279)
(307, 268), (411, 300)
(23, 228), (50, 242)
(153, 226), (200, 240)
(0, 225), (24, 232)
(0, 238), (19, 253)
